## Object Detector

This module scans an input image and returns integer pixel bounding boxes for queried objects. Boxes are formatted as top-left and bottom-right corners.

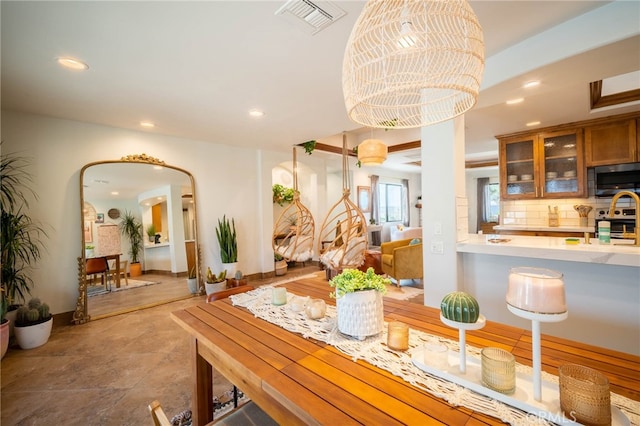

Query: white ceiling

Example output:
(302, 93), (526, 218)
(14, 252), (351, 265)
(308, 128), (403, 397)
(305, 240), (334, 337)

(2, 1), (639, 172)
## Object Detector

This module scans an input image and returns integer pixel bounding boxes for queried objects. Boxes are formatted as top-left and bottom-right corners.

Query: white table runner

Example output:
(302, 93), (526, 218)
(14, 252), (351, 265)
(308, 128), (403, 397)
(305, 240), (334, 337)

(230, 286), (639, 426)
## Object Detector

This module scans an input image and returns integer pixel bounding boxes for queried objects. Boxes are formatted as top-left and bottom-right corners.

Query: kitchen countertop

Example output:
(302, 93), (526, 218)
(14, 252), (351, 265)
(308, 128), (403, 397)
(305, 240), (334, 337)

(457, 234), (640, 267)
(493, 225), (595, 233)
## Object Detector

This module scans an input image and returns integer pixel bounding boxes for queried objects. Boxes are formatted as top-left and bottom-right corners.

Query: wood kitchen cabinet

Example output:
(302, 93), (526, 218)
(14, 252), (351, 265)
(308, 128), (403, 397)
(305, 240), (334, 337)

(499, 129), (586, 200)
(584, 119), (638, 166)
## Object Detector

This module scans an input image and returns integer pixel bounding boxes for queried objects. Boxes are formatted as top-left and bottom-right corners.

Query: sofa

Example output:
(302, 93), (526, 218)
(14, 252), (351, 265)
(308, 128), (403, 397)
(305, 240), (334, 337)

(380, 238), (423, 287)
(389, 226), (422, 241)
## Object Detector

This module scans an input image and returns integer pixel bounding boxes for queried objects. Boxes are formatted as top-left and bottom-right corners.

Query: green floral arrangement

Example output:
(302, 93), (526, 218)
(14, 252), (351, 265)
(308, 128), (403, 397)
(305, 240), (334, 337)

(272, 184), (295, 206)
(329, 268), (389, 298)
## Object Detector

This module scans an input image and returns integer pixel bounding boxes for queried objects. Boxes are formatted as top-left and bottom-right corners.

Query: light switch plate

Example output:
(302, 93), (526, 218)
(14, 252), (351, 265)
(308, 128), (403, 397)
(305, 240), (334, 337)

(431, 240), (444, 254)
(434, 222), (442, 235)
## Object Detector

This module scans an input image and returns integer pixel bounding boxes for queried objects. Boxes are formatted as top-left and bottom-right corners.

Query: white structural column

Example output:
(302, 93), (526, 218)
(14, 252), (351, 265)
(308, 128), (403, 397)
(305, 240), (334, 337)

(420, 116), (467, 308)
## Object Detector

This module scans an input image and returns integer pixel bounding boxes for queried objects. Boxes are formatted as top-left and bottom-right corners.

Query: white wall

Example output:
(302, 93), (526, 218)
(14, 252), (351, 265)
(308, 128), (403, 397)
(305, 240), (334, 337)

(2, 110), (265, 315)
(2, 110), (424, 316)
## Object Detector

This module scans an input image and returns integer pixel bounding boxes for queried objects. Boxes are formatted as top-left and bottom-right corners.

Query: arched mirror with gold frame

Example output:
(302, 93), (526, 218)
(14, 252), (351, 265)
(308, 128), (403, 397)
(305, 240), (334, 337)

(73, 154), (200, 324)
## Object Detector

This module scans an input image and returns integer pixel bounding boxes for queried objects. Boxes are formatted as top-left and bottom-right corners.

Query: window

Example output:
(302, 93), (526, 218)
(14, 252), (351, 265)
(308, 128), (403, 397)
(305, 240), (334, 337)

(378, 183), (403, 222)
(485, 183), (500, 222)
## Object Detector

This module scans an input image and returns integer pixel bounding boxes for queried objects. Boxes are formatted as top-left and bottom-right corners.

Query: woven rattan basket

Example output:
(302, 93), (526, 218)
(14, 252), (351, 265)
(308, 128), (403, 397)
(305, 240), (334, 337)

(559, 364), (611, 425)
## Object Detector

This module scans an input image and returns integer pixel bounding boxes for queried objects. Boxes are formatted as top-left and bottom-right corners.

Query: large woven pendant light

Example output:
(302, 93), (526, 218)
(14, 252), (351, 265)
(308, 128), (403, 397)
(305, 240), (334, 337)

(343, 0), (485, 129)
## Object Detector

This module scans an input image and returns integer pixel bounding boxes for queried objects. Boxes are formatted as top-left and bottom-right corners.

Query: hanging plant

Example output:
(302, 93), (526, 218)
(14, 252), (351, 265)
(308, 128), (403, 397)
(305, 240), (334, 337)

(272, 184), (295, 206)
(302, 140), (316, 155)
(352, 146), (362, 168)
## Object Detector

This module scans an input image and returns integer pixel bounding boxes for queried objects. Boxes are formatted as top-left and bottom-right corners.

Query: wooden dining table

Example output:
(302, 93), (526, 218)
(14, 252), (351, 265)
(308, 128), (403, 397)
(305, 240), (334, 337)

(171, 273), (640, 426)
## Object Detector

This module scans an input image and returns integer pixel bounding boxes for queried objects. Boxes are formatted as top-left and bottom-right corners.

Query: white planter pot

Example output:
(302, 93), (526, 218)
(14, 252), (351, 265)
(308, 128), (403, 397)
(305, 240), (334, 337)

(85, 249), (94, 258)
(336, 290), (384, 339)
(187, 278), (199, 294)
(275, 260), (287, 276)
(1, 320), (10, 359)
(14, 317), (53, 350)
(222, 262), (238, 278)
(205, 280), (227, 296)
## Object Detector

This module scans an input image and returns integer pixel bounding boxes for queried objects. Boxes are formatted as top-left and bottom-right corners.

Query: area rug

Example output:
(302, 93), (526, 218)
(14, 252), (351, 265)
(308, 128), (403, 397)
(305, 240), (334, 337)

(87, 279), (160, 296)
(384, 284), (424, 301)
(265, 272), (319, 287)
(110, 279), (159, 292)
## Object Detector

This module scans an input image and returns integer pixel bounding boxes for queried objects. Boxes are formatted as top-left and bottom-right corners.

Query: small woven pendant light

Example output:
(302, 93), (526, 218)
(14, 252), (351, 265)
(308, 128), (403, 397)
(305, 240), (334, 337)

(343, 0), (485, 129)
(357, 138), (387, 165)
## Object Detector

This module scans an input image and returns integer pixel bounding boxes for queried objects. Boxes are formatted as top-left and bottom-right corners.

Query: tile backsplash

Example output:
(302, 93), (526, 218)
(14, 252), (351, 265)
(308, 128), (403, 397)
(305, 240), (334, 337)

(501, 197), (634, 227)
(500, 169), (635, 228)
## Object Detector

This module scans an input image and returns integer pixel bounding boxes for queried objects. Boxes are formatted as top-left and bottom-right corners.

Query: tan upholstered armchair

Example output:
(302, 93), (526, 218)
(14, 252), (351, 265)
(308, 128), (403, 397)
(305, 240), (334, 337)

(381, 238), (423, 287)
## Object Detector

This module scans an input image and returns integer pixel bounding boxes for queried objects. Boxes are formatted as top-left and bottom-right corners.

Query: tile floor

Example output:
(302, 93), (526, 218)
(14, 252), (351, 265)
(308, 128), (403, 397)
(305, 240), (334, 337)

(1, 264), (422, 425)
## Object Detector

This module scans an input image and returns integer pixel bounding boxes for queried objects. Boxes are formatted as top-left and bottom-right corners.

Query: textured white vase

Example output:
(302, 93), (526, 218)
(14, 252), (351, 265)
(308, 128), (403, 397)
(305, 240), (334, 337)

(336, 289), (384, 339)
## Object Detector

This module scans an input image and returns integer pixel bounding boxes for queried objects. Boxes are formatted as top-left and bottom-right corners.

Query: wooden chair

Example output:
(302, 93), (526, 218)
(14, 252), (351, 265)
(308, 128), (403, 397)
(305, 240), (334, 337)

(148, 400), (171, 426)
(85, 257), (110, 291)
(108, 259), (129, 287)
(206, 285), (254, 303)
(148, 399), (277, 426)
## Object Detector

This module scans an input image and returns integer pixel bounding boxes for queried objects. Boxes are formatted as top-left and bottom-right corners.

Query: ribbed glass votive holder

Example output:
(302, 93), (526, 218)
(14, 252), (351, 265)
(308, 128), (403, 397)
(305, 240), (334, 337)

(481, 347), (516, 394)
(387, 321), (409, 351)
(559, 364), (611, 425)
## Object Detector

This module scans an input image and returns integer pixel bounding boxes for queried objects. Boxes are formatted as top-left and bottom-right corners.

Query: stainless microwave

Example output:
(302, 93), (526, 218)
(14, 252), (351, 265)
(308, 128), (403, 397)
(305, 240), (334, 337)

(594, 163), (640, 197)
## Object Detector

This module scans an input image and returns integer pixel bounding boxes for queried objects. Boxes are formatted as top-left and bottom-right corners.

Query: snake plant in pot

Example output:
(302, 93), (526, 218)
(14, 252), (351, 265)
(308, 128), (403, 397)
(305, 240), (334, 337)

(216, 215), (238, 276)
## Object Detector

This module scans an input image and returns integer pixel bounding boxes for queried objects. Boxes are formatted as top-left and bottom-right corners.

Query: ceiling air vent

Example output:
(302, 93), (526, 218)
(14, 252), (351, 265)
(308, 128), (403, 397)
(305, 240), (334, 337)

(275, 0), (346, 35)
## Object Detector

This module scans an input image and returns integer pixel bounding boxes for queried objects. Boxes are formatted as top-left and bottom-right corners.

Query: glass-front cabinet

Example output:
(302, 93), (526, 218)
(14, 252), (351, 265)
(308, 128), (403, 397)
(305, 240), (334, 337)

(500, 129), (586, 200)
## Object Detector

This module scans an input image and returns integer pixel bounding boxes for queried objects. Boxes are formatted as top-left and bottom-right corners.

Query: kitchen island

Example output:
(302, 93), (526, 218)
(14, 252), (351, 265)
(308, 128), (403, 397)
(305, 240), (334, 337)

(456, 234), (639, 355)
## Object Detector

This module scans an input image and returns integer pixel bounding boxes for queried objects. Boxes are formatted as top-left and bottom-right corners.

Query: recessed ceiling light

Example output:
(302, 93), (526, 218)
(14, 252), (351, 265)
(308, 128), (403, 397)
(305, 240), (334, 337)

(506, 98), (524, 105)
(526, 121), (541, 127)
(249, 109), (265, 117)
(57, 57), (89, 70)
(140, 121), (155, 128)
(523, 80), (540, 89)
(111, 191), (119, 196)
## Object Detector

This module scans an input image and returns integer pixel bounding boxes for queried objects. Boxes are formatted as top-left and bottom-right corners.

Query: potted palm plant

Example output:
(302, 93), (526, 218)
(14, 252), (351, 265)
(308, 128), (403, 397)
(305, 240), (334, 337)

(1, 148), (48, 358)
(329, 268), (389, 339)
(216, 215), (238, 276)
(120, 210), (144, 277)
(146, 224), (156, 243)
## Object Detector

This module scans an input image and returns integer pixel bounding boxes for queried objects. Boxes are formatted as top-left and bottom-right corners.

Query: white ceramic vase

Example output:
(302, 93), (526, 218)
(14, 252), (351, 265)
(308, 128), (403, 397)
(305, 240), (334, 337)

(14, 317), (53, 350)
(336, 289), (384, 339)
(205, 280), (227, 296)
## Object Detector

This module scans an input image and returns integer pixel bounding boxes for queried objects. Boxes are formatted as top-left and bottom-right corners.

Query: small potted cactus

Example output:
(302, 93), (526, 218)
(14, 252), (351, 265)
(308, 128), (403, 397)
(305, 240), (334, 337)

(14, 297), (53, 349)
(228, 270), (246, 288)
(205, 267), (227, 296)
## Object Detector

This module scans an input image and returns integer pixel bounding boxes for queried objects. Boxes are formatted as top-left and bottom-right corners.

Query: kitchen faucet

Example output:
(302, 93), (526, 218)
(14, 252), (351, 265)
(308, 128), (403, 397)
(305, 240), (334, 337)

(609, 190), (640, 246)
